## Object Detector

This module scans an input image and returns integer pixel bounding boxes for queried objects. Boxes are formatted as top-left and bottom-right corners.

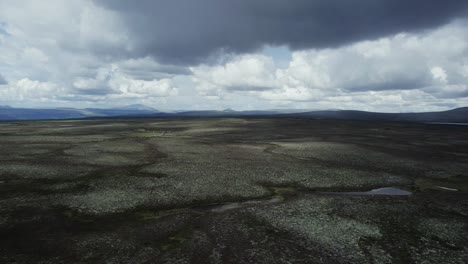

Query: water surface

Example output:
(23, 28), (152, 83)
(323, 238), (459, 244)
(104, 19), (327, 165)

(322, 187), (412, 196)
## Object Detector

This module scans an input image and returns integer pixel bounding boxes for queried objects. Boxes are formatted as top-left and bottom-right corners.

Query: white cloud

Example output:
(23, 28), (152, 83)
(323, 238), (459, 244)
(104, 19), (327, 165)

(109, 76), (176, 97)
(0, 78), (64, 102)
(0, 0), (179, 105)
(0, 0), (123, 82)
(191, 20), (468, 111)
(0, 0), (128, 53)
(0, 0), (467, 111)
(191, 54), (278, 97)
(72, 65), (178, 98)
(21, 47), (49, 63)
(431, 67), (448, 83)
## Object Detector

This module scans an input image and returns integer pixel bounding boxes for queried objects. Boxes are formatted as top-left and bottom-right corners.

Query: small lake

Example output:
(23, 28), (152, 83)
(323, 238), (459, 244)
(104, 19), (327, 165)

(426, 122), (468, 126)
(321, 187), (412, 196)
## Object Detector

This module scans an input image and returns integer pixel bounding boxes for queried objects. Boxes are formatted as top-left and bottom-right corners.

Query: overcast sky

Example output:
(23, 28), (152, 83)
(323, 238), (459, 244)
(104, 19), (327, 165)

(1, 0), (468, 112)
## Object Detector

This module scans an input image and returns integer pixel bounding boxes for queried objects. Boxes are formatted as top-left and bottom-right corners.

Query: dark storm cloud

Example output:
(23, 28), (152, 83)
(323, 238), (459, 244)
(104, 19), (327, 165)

(0, 74), (7, 85)
(74, 87), (116, 96)
(119, 62), (191, 79)
(94, 0), (468, 65)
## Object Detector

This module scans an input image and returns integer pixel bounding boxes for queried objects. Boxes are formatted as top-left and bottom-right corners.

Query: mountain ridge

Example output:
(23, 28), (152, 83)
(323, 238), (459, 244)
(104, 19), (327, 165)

(1, 105), (468, 123)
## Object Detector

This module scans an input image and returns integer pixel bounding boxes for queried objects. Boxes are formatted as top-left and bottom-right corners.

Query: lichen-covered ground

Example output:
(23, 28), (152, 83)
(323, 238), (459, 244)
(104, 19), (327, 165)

(0, 118), (467, 263)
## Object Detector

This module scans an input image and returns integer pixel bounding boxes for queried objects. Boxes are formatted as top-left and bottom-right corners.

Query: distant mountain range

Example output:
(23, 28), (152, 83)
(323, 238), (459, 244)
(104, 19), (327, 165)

(111, 104), (157, 111)
(284, 107), (468, 123)
(1, 104), (468, 123)
(0, 105), (159, 121)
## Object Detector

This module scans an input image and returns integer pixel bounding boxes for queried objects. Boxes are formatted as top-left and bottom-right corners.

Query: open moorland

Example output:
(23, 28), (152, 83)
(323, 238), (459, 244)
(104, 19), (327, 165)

(0, 118), (467, 263)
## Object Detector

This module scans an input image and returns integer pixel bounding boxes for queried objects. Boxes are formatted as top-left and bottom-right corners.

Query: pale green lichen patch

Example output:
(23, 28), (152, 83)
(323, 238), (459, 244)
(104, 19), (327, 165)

(251, 197), (381, 262)
(64, 140), (146, 155)
(129, 131), (169, 138)
(63, 189), (151, 214)
(418, 218), (468, 246)
(270, 141), (429, 177)
(0, 163), (94, 179)
(63, 140), (148, 166)
(415, 174), (468, 193)
(0, 135), (117, 144)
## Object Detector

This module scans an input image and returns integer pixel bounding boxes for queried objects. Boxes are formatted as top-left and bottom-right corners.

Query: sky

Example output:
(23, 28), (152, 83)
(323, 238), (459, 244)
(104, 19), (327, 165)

(1, 0), (468, 112)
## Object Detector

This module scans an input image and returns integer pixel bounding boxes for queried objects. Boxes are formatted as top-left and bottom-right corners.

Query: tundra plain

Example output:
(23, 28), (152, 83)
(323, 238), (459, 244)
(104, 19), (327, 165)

(0, 118), (467, 263)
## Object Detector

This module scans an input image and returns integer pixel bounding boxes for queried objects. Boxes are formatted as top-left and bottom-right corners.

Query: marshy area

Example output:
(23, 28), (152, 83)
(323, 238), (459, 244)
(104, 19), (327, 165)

(0, 118), (467, 263)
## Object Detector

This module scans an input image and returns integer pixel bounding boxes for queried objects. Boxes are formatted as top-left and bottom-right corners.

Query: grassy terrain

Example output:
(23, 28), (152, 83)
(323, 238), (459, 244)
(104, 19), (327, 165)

(0, 118), (467, 263)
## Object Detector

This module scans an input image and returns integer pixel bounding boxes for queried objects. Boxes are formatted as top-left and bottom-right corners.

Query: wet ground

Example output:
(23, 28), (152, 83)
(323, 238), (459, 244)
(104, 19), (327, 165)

(0, 118), (467, 263)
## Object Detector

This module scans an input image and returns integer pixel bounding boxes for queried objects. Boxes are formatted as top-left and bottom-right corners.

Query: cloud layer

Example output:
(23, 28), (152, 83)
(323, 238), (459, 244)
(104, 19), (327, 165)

(95, 0), (468, 64)
(0, 74), (7, 85)
(191, 21), (468, 111)
(0, 0), (467, 111)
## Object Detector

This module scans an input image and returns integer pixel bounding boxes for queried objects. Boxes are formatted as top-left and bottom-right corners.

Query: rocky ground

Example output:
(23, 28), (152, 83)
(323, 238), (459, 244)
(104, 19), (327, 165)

(0, 118), (467, 263)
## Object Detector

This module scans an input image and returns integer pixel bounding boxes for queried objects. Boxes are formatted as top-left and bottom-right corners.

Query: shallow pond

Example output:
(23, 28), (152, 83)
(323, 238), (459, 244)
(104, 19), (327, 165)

(321, 187), (412, 196)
